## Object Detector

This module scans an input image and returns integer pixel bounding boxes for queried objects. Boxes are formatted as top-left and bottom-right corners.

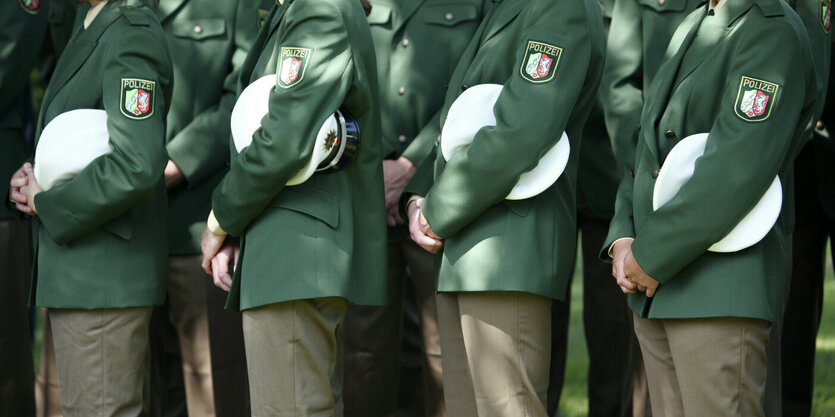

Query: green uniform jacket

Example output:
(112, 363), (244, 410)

(0, 1), (47, 221)
(416, 0), (606, 300)
(578, 0), (618, 219)
(158, 0), (271, 254)
(369, 0), (488, 241)
(31, 2), (173, 309)
(601, 0), (817, 322)
(212, 0), (387, 311)
(602, 0), (704, 180)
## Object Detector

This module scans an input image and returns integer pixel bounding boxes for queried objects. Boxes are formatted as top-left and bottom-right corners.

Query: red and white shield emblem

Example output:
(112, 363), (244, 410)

(740, 89), (770, 118)
(280, 57), (302, 85)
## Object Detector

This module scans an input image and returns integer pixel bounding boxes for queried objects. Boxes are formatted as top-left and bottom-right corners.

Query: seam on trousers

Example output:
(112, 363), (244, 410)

(99, 310), (105, 417)
(514, 293), (532, 417)
(292, 301), (299, 416)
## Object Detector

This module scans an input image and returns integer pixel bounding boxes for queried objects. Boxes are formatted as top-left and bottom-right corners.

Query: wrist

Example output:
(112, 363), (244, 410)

(207, 210), (227, 236)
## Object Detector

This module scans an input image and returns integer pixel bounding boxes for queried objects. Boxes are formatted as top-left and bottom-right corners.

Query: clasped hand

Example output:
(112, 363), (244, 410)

(611, 238), (659, 297)
(200, 227), (238, 292)
(9, 162), (42, 216)
(407, 197), (443, 254)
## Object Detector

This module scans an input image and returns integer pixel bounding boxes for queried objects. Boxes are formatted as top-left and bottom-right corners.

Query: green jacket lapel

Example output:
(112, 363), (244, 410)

(481, 0), (524, 43)
(240, 3), (290, 86)
(642, 8), (705, 162)
(156, 0), (189, 23)
(38, 3), (122, 134)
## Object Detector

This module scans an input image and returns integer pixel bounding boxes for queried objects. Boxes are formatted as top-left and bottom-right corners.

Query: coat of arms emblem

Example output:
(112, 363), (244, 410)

(734, 76), (779, 122)
(822, 0), (831, 32)
(520, 40), (562, 83)
(20, 0), (40, 13)
(120, 78), (156, 120)
(278, 47), (312, 88)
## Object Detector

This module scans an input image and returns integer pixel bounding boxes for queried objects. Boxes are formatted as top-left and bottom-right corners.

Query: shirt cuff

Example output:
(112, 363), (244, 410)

(207, 210), (227, 236)
(608, 237), (635, 258)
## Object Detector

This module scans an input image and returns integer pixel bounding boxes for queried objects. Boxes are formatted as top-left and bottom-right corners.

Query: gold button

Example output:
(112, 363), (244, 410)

(398, 135), (407, 143)
(445, 12), (454, 20)
(658, 0), (665, 5)
(398, 86), (405, 95)
(652, 169), (659, 179)
(193, 25), (203, 34)
(461, 84), (469, 91)
(401, 38), (410, 47)
(664, 129), (675, 138)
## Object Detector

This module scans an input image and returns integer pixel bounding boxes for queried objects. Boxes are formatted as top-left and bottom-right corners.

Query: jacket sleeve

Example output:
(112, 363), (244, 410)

(34, 27), (171, 245)
(211, 1), (354, 236)
(165, 0), (262, 187)
(420, 3), (595, 238)
(598, 130), (642, 262)
(630, 23), (817, 283)
(601, 0), (643, 174)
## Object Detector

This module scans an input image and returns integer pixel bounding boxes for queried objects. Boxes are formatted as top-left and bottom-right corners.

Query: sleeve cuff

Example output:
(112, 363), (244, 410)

(207, 210), (227, 236)
(608, 237), (635, 258)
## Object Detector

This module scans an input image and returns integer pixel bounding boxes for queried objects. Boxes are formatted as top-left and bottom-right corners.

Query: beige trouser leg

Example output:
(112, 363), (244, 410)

(36, 310), (63, 417)
(442, 291), (552, 417)
(243, 298), (347, 417)
(49, 307), (152, 417)
(634, 314), (770, 417)
(168, 255), (215, 417)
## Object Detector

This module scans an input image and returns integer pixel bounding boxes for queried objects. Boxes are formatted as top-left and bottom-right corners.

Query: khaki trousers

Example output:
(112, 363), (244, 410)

(243, 298), (347, 417)
(0, 218), (35, 417)
(49, 307), (152, 417)
(36, 311), (63, 417)
(633, 315), (770, 417)
(343, 239), (443, 417)
(438, 291), (552, 417)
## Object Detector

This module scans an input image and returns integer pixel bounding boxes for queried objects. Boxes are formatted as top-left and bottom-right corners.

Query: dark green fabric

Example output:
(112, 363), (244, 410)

(601, 0), (817, 322)
(212, 0), (387, 310)
(158, 0), (273, 254)
(31, 2), (173, 309)
(419, 0), (606, 300)
(369, 0), (488, 241)
(0, 1), (48, 220)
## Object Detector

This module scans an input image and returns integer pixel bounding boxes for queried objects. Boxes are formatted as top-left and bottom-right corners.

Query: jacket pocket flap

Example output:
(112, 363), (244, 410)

(171, 19), (226, 40)
(423, 4), (478, 26)
(367, 4), (392, 24)
(100, 214), (132, 239)
(268, 186), (339, 229)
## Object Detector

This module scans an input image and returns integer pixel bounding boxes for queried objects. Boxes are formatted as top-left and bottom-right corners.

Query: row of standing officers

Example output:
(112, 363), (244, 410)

(0, 0), (833, 416)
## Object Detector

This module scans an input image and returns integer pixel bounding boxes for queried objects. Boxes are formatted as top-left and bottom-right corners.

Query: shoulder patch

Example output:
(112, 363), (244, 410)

(278, 47), (313, 88)
(121, 6), (150, 26)
(734, 76), (779, 122)
(120, 78), (156, 120)
(19, 0), (40, 14)
(519, 40), (562, 84)
(821, 0), (832, 32)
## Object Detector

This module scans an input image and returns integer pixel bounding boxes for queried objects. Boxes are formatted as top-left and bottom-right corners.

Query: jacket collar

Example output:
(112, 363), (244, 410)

(392, 0), (431, 33)
(482, 0), (524, 43)
(156, 0), (189, 23)
(38, 1), (123, 134)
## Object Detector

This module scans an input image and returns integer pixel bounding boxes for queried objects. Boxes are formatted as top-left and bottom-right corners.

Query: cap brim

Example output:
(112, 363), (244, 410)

(653, 132), (782, 253)
(441, 83), (570, 200)
(34, 109), (110, 191)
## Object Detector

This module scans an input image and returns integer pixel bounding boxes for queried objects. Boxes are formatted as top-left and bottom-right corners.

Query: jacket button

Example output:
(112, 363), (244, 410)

(635, 123), (641, 131)
(461, 84), (469, 91)
(658, 0), (665, 5)
(664, 129), (675, 137)
(445, 12), (454, 20)
(630, 169), (635, 178)
(193, 25), (203, 34)
(398, 86), (405, 95)
(398, 135), (407, 143)
(401, 38), (409, 47)
(651, 169), (659, 179)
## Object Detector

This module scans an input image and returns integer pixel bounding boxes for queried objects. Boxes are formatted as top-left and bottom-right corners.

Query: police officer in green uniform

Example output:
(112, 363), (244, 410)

(406, 0), (605, 415)
(781, 4), (833, 415)
(602, 0), (817, 414)
(341, 1), (487, 415)
(0, 1), (47, 415)
(149, 1), (270, 415)
(199, 0), (385, 414)
(601, 0), (703, 415)
(9, 0), (173, 415)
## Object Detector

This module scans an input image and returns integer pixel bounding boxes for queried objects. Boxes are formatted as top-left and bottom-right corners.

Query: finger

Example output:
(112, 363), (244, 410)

(413, 232), (443, 254)
(10, 175), (28, 188)
(201, 253), (213, 276)
(636, 284), (647, 292)
(15, 203), (33, 215)
(386, 211), (397, 227)
(619, 285), (636, 294)
(212, 257), (232, 292)
(393, 210), (404, 226)
(22, 162), (32, 170)
(10, 191), (26, 204)
(646, 286), (656, 298)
